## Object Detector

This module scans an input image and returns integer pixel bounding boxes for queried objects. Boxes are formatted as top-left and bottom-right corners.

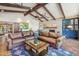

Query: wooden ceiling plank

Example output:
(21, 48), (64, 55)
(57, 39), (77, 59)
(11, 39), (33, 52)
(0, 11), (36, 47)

(34, 10), (48, 21)
(43, 6), (56, 20)
(29, 13), (43, 22)
(57, 3), (65, 18)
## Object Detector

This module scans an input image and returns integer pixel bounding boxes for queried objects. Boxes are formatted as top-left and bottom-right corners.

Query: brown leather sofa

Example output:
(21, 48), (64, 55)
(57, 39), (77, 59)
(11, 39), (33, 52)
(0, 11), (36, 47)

(38, 31), (65, 48)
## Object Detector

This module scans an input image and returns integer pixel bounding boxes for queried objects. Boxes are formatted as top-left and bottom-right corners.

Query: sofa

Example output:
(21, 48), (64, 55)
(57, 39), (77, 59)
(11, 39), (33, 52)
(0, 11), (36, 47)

(38, 31), (65, 48)
(7, 31), (34, 49)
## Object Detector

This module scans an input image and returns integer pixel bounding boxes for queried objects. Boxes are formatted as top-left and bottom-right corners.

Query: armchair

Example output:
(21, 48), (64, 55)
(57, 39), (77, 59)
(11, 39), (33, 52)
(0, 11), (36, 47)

(8, 32), (25, 49)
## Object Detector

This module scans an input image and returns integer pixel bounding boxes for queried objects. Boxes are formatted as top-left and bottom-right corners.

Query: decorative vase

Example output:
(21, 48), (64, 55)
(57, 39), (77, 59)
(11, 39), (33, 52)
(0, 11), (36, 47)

(33, 31), (39, 44)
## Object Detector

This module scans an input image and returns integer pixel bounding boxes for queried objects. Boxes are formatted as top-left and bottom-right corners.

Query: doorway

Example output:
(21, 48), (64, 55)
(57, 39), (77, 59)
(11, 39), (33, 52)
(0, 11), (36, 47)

(62, 19), (78, 39)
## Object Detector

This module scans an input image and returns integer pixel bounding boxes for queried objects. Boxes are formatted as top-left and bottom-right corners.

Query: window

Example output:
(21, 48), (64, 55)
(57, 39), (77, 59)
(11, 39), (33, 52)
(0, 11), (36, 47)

(63, 19), (78, 30)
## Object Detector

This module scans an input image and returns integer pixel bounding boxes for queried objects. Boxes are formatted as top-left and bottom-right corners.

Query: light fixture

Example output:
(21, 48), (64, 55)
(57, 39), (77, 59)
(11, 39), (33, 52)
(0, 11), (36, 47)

(27, 20), (30, 23)
(17, 18), (22, 23)
(67, 25), (73, 29)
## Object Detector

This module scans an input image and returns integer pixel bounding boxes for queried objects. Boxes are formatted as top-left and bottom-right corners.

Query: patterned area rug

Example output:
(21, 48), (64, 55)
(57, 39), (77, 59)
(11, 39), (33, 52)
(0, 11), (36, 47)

(11, 45), (74, 56)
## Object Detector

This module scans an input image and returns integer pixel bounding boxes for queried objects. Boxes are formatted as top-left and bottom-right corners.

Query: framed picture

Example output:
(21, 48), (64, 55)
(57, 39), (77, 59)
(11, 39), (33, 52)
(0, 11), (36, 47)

(20, 22), (29, 31)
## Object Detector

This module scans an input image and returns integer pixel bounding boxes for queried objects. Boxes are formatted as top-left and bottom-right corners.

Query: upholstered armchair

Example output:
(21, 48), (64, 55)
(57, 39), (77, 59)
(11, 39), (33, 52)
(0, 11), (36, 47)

(8, 32), (25, 49)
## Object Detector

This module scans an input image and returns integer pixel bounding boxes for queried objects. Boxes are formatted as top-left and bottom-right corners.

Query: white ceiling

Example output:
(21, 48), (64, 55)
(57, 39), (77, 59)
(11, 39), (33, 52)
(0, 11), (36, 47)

(45, 3), (63, 19)
(61, 3), (79, 18)
(22, 3), (36, 8)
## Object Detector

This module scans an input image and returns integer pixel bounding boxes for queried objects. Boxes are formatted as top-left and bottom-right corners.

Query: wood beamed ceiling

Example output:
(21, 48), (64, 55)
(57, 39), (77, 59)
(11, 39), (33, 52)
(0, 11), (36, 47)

(0, 3), (78, 22)
(24, 3), (79, 21)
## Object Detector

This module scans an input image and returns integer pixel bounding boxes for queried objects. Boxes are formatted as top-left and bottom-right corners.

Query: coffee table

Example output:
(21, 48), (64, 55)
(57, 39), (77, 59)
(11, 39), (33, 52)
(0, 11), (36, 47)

(25, 40), (49, 56)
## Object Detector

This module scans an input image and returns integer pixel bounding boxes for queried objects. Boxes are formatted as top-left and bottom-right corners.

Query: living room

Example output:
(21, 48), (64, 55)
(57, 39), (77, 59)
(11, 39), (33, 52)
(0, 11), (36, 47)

(0, 3), (79, 56)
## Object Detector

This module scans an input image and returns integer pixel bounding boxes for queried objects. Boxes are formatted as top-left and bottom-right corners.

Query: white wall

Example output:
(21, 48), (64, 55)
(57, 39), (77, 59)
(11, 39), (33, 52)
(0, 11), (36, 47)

(41, 19), (62, 35)
(56, 19), (62, 35)
(0, 12), (39, 31)
(24, 15), (39, 31)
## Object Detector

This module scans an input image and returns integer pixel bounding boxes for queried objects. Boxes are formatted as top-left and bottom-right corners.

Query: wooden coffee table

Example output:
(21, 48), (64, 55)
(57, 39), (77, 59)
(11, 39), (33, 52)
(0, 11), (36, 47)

(25, 40), (49, 56)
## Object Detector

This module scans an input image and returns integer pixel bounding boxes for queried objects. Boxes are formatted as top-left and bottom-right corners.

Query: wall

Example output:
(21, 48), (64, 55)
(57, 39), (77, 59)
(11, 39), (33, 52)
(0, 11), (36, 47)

(41, 19), (62, 35)
(0, 12), (39, 31)
(24, 14), (39, 31)
(0, 12), (62, 34)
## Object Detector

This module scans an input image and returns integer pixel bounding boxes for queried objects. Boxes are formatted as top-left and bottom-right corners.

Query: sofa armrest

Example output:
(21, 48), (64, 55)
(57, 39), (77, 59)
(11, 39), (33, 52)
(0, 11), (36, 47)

(7, 37), (13, 50)
(57, 36), (65, 42)
(56, 36), (66, 48)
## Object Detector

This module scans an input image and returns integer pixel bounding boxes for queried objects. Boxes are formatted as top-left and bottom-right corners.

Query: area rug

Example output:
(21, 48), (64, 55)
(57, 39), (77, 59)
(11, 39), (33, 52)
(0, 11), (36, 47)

(11, 45), (74, 56)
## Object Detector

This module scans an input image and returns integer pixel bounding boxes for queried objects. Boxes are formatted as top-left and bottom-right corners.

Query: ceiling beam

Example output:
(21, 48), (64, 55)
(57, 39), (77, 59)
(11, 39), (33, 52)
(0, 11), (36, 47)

(24, 3), (47, 16)
(43, 6), (56, 20)
(57, 3), (65, 18)
(34, 10), (48, 21)
(29, 13), (43, 22)
(29, 13), (36, 17)
(0, 3), (30, 9)
(0, 9), (24, 13)
(66, 17), (79, 19)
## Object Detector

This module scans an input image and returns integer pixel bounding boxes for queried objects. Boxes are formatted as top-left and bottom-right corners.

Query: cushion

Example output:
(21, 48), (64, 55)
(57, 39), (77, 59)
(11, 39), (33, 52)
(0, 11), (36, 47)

(40, 32), (49, 37)
(25, 36), (35, 40)
(22, 31), (30, 37)
(13, 38), (25, 44)
(9, 33), (22, 39)
(38, 36), (56, 44)
(30, 31), (34, 36)
(49, 32), (59, 39)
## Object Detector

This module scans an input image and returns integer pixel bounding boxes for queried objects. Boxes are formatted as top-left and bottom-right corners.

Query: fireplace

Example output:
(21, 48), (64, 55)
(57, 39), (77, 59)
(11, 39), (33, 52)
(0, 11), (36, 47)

(49, 30), (55, 32)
